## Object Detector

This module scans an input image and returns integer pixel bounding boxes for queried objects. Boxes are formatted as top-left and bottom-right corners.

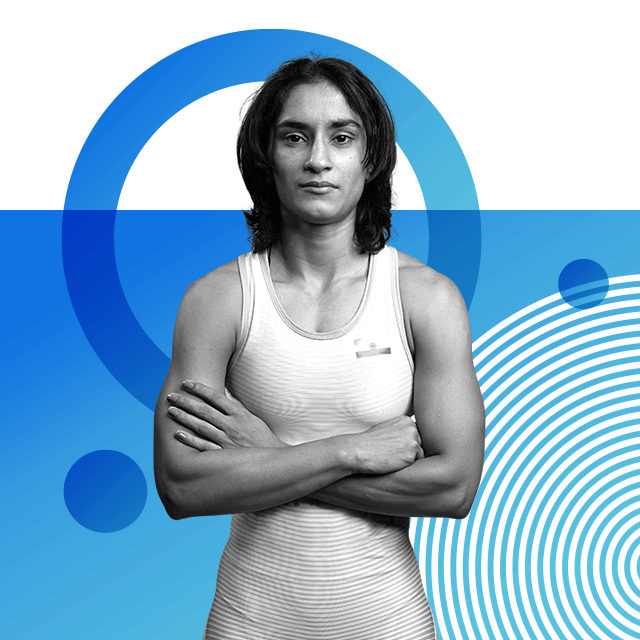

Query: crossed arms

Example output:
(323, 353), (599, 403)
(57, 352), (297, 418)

(153, 256), (485, 520)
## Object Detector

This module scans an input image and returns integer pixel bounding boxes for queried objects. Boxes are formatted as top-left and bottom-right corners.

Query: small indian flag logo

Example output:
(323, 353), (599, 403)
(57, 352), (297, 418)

(354, 337), (391, 358)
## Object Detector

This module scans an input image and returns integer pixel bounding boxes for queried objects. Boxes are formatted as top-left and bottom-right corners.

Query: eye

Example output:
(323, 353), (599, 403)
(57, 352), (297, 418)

(334, 134), (352, 145)
(284, 133), (305, 144)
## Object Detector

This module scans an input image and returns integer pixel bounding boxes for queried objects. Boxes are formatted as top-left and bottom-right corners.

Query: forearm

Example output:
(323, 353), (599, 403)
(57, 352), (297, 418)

(310, 454), (475, 519)
(158, 435), (358, 519)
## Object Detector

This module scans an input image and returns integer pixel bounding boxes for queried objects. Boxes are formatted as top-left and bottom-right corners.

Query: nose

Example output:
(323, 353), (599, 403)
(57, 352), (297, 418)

(304, 138), (332, 173)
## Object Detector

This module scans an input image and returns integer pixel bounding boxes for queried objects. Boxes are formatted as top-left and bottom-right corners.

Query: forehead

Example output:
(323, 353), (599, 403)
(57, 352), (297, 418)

(275, 81), (362, 126)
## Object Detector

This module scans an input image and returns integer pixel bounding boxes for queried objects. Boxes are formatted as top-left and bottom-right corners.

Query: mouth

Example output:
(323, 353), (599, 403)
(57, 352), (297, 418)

(299, 181), (338, 194)
(300, 181), (338, 189)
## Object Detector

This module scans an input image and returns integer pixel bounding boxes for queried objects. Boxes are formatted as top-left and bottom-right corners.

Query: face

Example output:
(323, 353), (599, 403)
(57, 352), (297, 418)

(269, 81), (370, 229)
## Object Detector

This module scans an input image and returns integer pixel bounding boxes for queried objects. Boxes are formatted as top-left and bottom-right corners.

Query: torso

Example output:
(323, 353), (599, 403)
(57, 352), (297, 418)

(225, 245), (414, 443)
(202, 245), (437, 639)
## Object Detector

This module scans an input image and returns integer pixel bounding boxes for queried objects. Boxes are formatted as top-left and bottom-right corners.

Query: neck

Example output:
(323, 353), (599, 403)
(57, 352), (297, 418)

(271, 216), (368, 284)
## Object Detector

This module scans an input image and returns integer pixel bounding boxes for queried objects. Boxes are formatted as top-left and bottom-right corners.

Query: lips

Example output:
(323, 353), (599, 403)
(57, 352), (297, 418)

(300, 181), (338, 189)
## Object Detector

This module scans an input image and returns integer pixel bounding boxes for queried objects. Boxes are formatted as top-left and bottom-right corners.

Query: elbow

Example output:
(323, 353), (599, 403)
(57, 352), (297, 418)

(163, 496), (189, 521)
(412, 479), (478, 520)
(420, 463), (480, 519)
(155, 475), (196, 521)
(445, 479), (479, 520)
(154, 453), (207, 520)
(156, 474), (231, 519)
(447, 491), (473, 520)
(438, 454), (483, 519)
(157, 483), (186, 520)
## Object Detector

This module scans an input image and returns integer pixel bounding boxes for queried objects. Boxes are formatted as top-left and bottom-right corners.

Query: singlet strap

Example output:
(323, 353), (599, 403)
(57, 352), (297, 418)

(389, 247), (415, 372)
(228, 253), (255, 373)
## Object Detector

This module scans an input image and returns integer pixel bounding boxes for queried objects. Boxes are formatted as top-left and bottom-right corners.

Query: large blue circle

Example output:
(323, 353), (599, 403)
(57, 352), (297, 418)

(62, 29), (480, 409)
(64, 450), (147, 533)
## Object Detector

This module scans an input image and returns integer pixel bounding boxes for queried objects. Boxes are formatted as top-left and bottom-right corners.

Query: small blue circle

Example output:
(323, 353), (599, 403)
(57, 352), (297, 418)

(64, 450), (147, 533)
(558, 259), (609, 309)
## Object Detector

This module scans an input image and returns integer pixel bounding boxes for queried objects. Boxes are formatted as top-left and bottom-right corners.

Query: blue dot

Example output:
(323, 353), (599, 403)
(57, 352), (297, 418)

(64, 450), (147, 533)
(558, 259), (609, 309)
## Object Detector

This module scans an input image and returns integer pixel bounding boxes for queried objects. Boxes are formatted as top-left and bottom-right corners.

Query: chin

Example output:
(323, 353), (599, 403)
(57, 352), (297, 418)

(283, 203), (358, 228)
(305, 212), (354, 227)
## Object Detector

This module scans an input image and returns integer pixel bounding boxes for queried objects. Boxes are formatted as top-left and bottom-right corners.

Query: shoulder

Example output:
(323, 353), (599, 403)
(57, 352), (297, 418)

(173, 256), (244, 355)
(180, 257), (243, 314)
(396, 249), (468, 329)
(394, 249), (471, 362)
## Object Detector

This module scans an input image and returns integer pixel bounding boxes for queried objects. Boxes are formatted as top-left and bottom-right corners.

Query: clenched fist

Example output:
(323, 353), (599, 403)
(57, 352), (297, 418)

(344, 416), (425, 475)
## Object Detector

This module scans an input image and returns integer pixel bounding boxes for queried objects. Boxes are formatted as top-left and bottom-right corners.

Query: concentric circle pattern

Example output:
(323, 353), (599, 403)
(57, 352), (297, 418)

(410, 274), (640, 640)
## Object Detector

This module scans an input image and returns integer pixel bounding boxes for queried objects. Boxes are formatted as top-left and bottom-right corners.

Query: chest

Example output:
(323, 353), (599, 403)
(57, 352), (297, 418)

(227, 332), (414, 442)
(271, 275), (368, 334)
(226, 247), (415, 443)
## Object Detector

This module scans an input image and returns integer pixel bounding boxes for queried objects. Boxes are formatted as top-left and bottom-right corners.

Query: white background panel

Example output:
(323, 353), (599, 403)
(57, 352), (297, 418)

(1, 0), (639, 210)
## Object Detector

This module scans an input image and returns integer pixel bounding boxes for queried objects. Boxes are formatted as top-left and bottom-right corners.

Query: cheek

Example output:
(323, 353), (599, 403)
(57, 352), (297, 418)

(347, 167), (368, 193)
(271, 171), (295, 205)
(271, 154), (296, 181)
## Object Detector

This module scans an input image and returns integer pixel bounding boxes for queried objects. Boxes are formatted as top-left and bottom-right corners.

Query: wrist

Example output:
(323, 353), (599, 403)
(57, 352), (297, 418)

(330, 434), (361, 473)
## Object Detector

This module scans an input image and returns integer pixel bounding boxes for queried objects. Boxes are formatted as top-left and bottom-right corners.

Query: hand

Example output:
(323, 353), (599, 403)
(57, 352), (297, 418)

(347, 415), (425, 475)
(166, 380), (286, 451)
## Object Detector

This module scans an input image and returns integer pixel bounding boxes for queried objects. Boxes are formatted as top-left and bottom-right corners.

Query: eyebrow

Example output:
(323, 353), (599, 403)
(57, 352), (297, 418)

(275, 118), (362, 130)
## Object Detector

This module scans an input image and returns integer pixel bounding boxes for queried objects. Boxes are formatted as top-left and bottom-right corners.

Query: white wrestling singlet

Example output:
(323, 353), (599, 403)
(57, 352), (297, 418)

(204, 245), (437, 640)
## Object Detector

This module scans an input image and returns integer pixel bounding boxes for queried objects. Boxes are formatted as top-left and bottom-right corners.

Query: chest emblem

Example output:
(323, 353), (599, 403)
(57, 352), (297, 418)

(354, 337), (391, 358)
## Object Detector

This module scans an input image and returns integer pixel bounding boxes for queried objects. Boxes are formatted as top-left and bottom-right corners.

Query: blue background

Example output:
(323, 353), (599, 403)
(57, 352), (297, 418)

(2, 209), (639, 638)
(2, 24), (639, 640)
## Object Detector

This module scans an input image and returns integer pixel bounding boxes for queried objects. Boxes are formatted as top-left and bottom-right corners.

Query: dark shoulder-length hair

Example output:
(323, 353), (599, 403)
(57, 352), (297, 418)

(237, 55), (397, 254)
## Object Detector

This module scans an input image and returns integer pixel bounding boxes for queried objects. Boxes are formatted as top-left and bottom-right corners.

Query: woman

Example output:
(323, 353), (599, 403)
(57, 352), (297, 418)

(154, 56), (485, 639)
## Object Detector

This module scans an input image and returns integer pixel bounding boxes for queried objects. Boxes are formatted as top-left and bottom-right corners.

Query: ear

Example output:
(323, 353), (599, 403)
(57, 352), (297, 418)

(365, 165), (374, 182)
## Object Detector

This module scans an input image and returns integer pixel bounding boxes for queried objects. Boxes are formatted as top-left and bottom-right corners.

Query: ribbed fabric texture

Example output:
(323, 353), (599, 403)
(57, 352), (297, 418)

(204, 246), (437, 639)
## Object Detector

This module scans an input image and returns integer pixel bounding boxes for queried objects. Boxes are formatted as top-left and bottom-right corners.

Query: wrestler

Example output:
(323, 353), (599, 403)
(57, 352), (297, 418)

(154, 55), (485, 639)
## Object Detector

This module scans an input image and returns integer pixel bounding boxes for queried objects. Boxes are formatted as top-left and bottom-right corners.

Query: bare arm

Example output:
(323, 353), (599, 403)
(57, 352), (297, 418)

(309, 262), (485, 518)
(154, 261), (423, 519)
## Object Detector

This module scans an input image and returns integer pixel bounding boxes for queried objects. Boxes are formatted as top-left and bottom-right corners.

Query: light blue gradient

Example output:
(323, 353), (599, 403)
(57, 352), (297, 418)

(2, 211), (640, 639)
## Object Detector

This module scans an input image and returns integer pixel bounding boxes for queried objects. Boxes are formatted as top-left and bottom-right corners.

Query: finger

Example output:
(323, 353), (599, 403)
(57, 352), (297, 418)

(182, 380), (240, 415)
(167, 406), (233, 447)
(175, 430), (221, 452)
(415, 434), (425, 459)
(167, 392), (229, 428)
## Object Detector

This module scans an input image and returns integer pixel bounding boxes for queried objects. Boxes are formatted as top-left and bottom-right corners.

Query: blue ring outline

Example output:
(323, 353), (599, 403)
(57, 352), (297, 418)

(62, 29), (480, 409)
